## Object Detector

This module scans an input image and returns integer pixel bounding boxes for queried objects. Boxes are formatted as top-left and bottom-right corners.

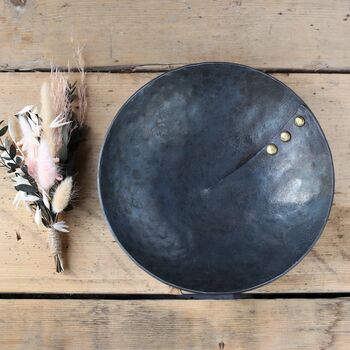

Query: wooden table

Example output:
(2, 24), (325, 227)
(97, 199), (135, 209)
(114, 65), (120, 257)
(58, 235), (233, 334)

(0, 1), (350, 349)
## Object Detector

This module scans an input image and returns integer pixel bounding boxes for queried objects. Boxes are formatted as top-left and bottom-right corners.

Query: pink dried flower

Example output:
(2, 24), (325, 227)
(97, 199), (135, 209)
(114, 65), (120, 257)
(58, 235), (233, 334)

(36, 140), (58, 191)
(18, 116), (38, 177)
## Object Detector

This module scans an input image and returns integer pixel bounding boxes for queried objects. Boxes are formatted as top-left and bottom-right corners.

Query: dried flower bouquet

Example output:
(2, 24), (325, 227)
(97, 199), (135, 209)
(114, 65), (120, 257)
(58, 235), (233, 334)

(0, 68), (87, 272)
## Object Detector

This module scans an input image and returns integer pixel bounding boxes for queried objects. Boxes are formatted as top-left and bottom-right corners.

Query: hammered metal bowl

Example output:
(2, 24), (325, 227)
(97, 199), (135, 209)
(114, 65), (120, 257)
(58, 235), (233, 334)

(98, 63), (334, 293)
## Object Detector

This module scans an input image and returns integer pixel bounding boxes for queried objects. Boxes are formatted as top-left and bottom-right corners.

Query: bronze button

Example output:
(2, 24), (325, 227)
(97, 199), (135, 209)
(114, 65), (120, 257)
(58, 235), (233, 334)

(280, 131), (291, 142)
(295, 116), (305, 127)
(266, 144), (278, 155)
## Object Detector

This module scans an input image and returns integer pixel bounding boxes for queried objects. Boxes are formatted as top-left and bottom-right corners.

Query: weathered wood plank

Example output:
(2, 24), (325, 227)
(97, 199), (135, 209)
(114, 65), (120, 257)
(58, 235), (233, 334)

(1, 298), (350, 349)
(0, 72), (348, 293)
(1, 0), (350, 70)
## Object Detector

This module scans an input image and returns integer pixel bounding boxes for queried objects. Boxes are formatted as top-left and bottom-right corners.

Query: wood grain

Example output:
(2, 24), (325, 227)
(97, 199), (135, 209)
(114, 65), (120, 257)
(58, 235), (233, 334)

(0, 72), (349, 293)
(1, 298), (350, 349)
(1, 0), (350, 70)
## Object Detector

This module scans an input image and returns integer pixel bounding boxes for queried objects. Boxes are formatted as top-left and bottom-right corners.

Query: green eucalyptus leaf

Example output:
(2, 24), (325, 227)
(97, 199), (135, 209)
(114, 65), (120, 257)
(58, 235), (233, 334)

(0, 126), (8, 137)
(15, 184), (37, 195)
(9, 144), (16, 159)
(15, 156), (22, 165)
(8, 162), (16, 170)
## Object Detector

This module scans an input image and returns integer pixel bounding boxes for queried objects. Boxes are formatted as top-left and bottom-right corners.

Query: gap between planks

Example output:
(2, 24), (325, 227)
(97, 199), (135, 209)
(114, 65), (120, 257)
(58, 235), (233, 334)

(1, 292), (350, 300)
(2, 65), (350, 74)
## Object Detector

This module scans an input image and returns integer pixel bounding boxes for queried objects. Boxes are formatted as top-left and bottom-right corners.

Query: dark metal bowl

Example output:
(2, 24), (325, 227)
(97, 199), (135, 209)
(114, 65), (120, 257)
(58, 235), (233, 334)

(98, 62), (334, 293)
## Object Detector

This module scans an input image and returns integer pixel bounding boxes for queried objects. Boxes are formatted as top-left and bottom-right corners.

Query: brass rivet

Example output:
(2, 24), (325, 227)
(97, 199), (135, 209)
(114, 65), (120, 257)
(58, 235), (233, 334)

(266, 144), (278, 155)
(295, 116), (305, 127)
(280, 131), (291, 142)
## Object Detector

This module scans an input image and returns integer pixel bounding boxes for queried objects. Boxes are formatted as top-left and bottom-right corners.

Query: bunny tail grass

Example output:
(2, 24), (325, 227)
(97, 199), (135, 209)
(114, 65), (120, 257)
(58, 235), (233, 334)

(48, 228), (64, 273)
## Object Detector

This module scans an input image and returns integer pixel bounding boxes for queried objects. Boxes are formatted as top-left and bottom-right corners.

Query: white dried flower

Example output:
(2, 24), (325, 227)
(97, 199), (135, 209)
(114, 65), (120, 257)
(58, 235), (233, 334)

(17, 105), (33, 115)
(34, 206), (42, 226)
(49, 113), (72, 128)
(52, 221), (69, 233)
